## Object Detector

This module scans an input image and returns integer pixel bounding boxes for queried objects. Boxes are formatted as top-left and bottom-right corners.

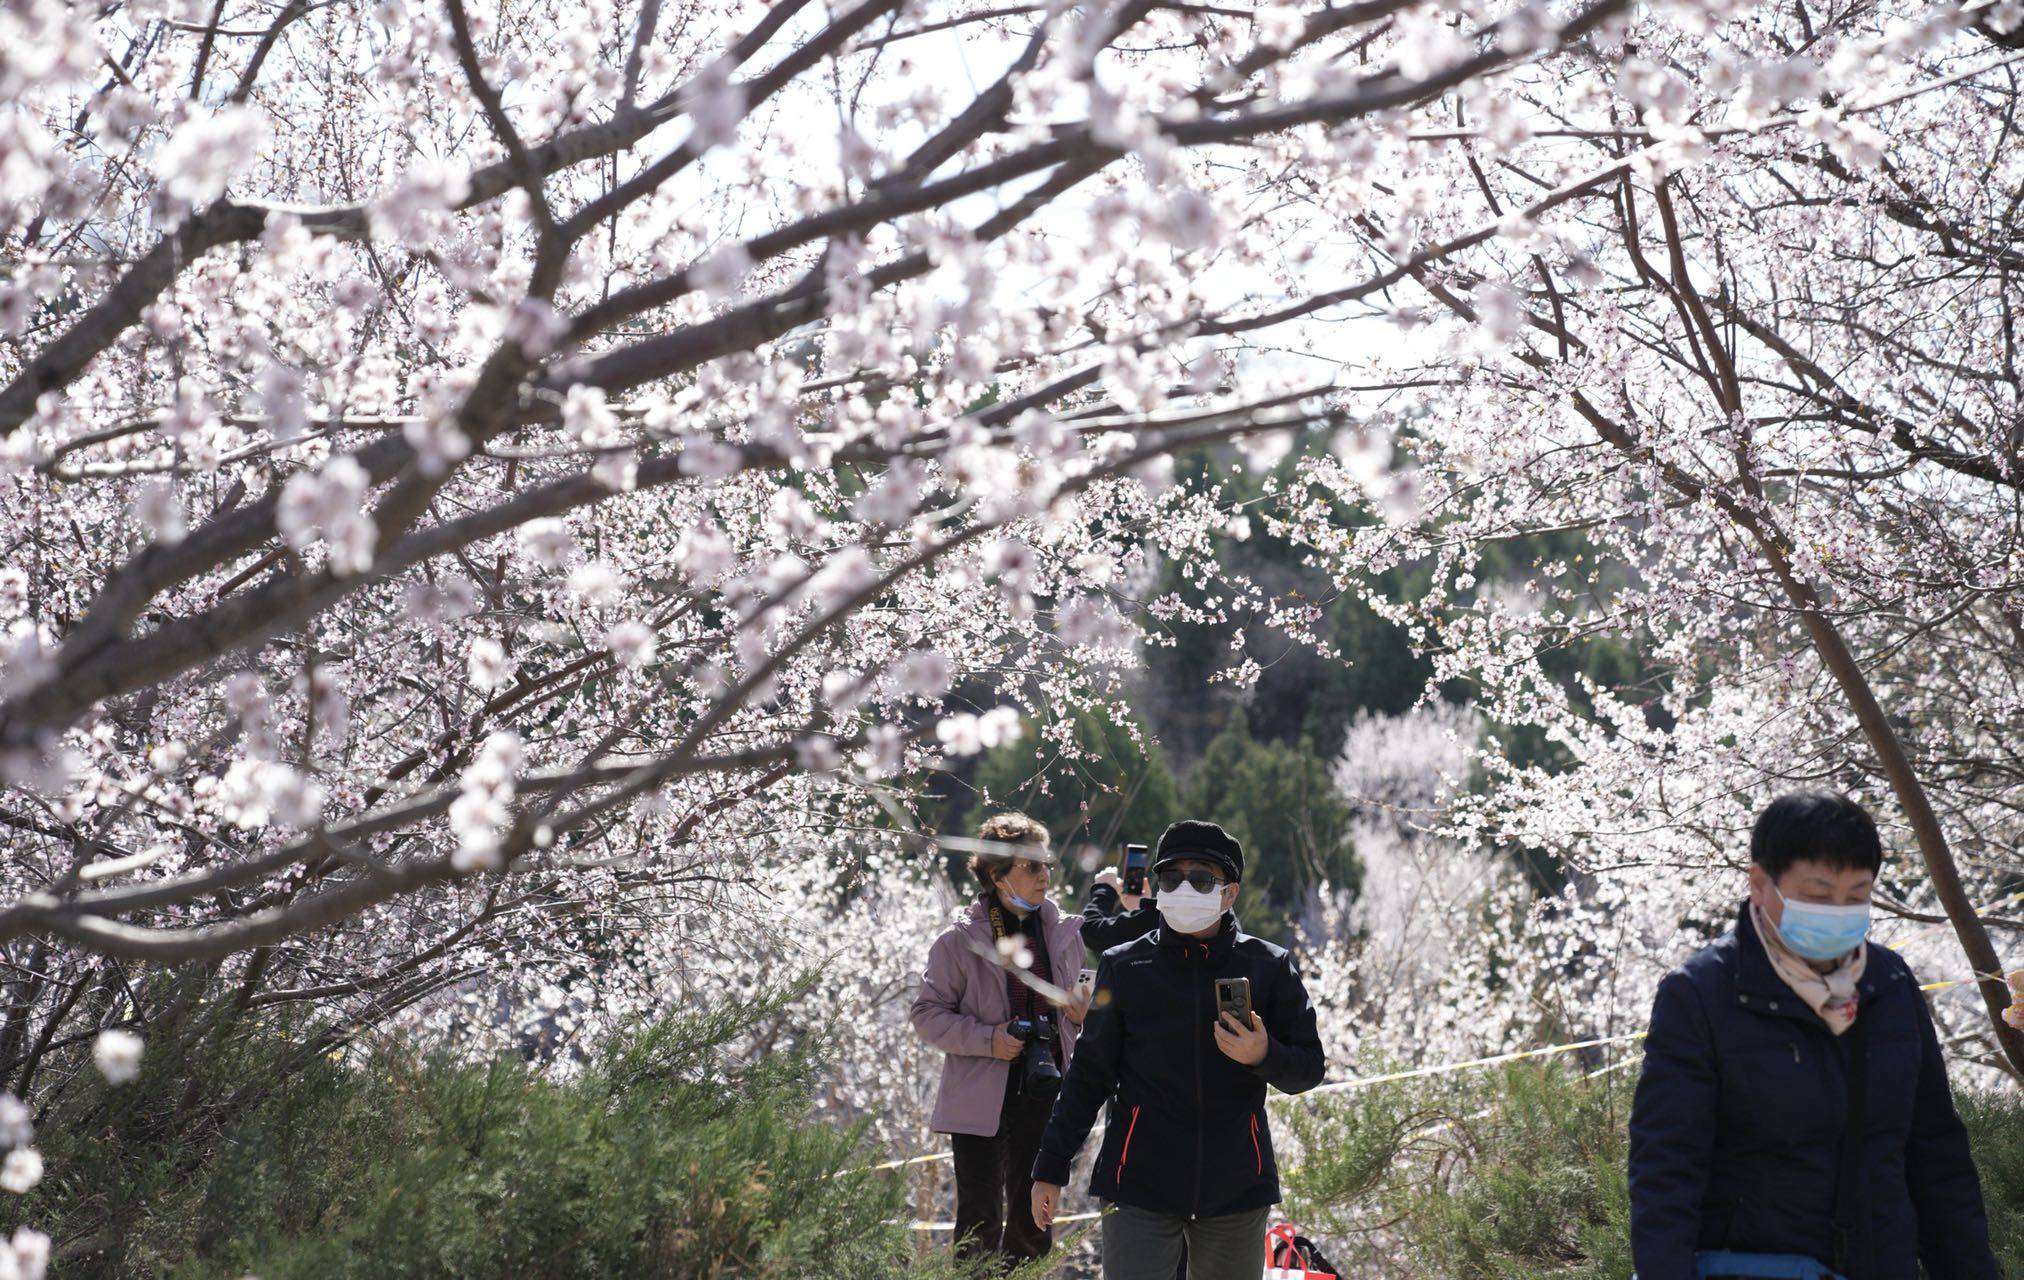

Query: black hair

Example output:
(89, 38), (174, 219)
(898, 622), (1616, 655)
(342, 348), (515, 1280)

(1749, 790), (1883, 879)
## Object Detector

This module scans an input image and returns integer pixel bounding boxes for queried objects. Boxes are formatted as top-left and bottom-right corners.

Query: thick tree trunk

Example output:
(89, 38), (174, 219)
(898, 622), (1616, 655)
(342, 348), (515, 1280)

(1568, 389), (2024, 1076)
(1770, 564), (2024, 1078)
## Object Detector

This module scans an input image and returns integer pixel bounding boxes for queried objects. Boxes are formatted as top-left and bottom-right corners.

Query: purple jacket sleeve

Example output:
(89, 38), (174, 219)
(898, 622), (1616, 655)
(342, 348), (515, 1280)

(910, 928), (998, 1058)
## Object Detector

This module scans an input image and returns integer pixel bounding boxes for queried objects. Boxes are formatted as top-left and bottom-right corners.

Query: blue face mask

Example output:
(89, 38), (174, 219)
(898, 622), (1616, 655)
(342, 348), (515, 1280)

(1771, 886), (1871, 961)
(1008, 891), (1043, 913)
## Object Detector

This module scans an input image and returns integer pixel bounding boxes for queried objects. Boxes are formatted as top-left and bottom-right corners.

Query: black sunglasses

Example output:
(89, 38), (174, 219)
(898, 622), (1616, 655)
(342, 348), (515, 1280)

(1155, 868), (1228, 894)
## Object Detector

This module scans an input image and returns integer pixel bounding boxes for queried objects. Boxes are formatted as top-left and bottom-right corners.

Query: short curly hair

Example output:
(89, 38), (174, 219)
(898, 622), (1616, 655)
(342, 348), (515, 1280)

(969, 812), (1051, 886)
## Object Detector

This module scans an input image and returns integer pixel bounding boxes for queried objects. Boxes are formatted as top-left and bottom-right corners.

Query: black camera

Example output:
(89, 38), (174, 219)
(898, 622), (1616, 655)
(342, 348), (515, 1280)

(1006, 1014), (1061, 1098)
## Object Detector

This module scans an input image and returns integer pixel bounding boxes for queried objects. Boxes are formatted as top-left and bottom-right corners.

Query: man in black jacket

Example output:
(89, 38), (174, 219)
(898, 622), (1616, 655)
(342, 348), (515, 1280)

(1031, 820), (1327, 1280)
(1082, 864), (1160, 952)
(1629, 791), (2000, 1280)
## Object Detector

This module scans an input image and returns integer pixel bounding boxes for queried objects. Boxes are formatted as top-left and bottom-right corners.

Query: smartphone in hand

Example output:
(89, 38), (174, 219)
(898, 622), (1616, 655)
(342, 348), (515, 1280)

(1121, 843), (1149, 895)
(1214, 976), (1253, 1029)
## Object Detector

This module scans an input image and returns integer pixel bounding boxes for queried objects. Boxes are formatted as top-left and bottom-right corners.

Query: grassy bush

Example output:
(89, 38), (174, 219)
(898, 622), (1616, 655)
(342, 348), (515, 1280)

(1282, 1055), (2022, 1279)
(20, 986), (964, 1280)
(1280, 1058), (1634, 1280)
(1959, 1088), (2024, 1277)
(21, 985), (2017, 1280)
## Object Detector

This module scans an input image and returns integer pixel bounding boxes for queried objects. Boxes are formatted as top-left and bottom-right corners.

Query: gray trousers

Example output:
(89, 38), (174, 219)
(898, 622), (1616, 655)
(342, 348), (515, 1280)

(1101, 1202), (1270, 1280)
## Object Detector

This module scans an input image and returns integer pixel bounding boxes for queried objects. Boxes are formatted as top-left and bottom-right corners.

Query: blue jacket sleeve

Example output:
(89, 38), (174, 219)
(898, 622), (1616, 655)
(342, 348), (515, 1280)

(1628, 971), (1718, 1280)
(1904, 985), (2000, 1278)
(1032, 954), (1124, 1186)
(1249, 951), (1326, 1094)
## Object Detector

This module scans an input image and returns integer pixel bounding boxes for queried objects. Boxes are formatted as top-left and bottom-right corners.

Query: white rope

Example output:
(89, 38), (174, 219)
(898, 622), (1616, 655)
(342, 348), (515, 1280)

(909, 1209), (1105, 1232)
(851, 1031), (1646, 1179)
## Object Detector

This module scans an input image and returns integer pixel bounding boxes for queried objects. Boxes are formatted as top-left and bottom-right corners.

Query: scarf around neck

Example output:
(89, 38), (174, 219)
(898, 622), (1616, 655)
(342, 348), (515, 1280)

(1751, 901), (1866, 1035)
(984, 894), (1053, 1020)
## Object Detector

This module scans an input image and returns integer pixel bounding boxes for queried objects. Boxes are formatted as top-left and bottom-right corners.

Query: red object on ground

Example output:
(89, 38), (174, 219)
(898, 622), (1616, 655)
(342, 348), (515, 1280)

(1264, 1221), (1338, 1279)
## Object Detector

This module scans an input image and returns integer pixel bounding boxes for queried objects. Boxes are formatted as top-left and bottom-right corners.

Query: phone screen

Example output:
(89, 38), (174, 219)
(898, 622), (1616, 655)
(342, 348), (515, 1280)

(1122, 843), (1149, 894)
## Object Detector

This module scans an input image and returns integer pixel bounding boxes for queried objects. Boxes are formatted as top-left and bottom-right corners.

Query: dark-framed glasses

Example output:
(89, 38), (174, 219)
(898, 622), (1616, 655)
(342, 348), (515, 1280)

(1155, 868), (1227, 894)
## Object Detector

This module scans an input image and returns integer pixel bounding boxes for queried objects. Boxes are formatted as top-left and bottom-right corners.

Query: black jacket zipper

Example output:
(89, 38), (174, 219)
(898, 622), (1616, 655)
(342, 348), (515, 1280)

(1116, 1104), (1142, 1182)
(1192, 941), (1205, 1218)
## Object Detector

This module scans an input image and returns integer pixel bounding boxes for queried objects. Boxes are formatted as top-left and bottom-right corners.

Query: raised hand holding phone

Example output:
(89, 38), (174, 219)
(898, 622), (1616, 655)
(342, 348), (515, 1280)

(1118, 842), (1150, 909)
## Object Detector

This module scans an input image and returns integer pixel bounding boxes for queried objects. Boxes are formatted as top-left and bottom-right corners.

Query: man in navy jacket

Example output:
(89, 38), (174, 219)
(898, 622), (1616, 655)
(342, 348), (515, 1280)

(1629, 791), (1999, 1280)
(1030, 821), (1327, 1280)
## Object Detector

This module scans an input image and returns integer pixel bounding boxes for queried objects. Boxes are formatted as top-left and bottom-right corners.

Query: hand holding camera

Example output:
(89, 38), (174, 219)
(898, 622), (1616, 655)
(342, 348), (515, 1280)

(1006, 1014), (1062, 1098)
(990, 1023), (1023, 1061)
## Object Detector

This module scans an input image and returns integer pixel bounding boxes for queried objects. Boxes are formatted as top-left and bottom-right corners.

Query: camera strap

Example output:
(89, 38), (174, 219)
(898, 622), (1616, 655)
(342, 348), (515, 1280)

(986, 898), (1034, 1020)
(985, 896), (1059, 1069)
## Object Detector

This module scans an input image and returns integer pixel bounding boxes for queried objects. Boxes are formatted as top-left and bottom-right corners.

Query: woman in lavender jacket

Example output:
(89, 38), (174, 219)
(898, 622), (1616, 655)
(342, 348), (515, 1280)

(911, 812), (1089, 1271)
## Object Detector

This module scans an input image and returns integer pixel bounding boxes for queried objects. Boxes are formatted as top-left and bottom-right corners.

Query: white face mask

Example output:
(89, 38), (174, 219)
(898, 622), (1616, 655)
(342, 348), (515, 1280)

(1157, 882), (1225, 934)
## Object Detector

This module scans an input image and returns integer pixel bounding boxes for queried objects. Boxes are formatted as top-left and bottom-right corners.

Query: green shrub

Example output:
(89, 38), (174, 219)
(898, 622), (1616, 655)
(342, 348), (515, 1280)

(1283, 1055), (2020, 1279)
(1959, 1087), (2024, 1277)
(22, 985), (965, 1280)
(1282, 1058), (1634, 1279)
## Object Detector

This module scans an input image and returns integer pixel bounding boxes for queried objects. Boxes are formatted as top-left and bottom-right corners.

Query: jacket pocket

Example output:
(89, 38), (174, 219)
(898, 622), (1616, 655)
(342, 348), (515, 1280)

(1115, 1104), (1142, 1183)
(1723, 1040), (1830, 1145)
(1864, 1029), (1920, 1125)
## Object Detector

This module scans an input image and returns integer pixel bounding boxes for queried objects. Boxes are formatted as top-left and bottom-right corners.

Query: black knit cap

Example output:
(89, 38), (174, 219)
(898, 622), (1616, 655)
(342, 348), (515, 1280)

(1152, 819), (1243, 882)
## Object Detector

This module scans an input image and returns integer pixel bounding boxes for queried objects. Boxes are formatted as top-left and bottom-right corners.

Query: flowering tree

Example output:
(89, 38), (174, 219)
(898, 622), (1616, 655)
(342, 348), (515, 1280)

(1266, 0), (2024, 1071)
(0, 0), (1657, 1256)
(0, 0), (1646, 941)
(3, 0), (2022, 1262)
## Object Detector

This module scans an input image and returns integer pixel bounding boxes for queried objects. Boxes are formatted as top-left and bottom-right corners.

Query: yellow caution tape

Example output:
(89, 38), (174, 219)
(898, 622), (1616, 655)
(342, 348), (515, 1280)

(853, 1031), (1647, 1182)
(1400, 1050), (1647, 1146)
(883, 953), (2024, 1233)
(911, 1209), (1105, 1232)
(869, 927), (2018, 1212)
(1920, 970), (2020, 994)
(901, 1049), (1660, 1230)
(857, 1150), (956, 1173)
(863, 977), (2015, 1188)
(1290, 1031), (1646, 1097)
(1889, 891), (2024, 951)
